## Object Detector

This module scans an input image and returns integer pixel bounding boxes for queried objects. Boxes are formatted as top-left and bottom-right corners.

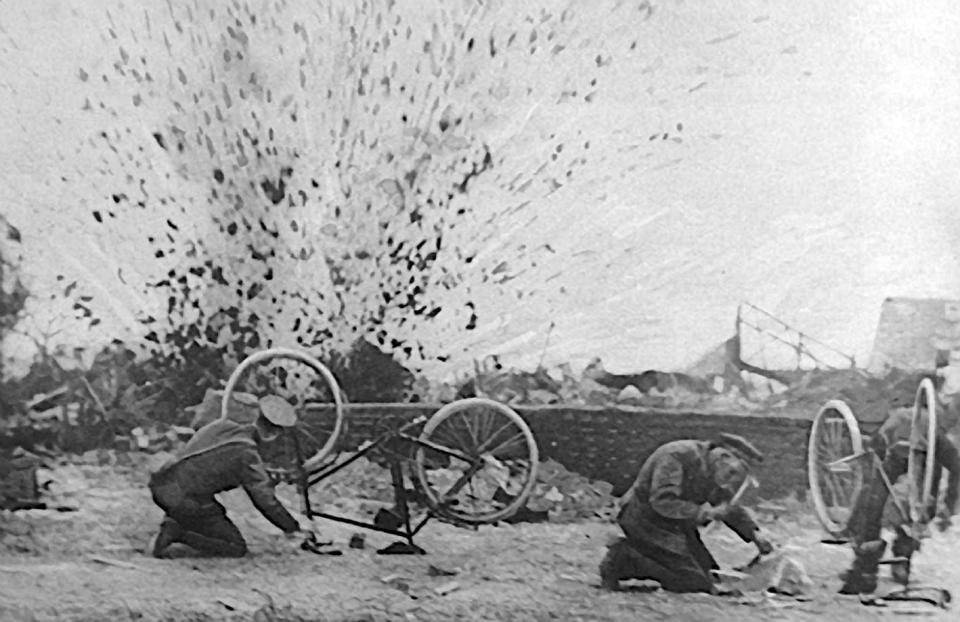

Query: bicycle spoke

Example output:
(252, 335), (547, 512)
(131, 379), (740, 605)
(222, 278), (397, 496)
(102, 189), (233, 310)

(835, 473), (852, 508)
(822, 419), (833, 450)
(476, 420), (515, 454)
(822, 469), (843, 510)
(457, 409), (480, 452)
(818, 424), (846, 465)
(819, 442), (844, 470)
(488, 431), (526, 457)
(832, 417), (846, 450)
(297, 427), (324, 450)
(449, 418), (475, 452)
(826, 417), (841, 450)
(818, 423), (834, 455)
(434, 427), (459, 455)
(479, 408), (495, 449)
(438, 421), (472, 455)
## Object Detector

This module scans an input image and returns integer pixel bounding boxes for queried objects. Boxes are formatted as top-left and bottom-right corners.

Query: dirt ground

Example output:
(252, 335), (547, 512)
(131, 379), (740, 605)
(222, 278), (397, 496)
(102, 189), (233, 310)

(1, 454), (958, 621)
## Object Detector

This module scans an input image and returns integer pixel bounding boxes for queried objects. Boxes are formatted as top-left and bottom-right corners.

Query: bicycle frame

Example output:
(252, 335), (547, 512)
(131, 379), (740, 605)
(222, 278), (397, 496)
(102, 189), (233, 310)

(223, 349), (540, 552)
(289, 414), (485, 550)
(827, 448), (911, 526)
(827, 446), (955, 607)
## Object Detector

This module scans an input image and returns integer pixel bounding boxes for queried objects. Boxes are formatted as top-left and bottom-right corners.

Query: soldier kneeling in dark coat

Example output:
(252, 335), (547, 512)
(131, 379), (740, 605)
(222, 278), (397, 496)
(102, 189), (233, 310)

(147, 394), (310, 558)
(599, 433), (772, 594)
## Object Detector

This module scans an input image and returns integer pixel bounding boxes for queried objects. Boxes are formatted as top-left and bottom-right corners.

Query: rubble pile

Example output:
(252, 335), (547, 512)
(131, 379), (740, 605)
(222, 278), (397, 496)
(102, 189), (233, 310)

(453, 356), (747, 410)
(455, 356), (936, 420)
(0, 342), (194, 455)
(308, 456), (397, 508)
(0, 447), (42, 510)
(762, 367), (928, 421)
(523, 459), (618, 522)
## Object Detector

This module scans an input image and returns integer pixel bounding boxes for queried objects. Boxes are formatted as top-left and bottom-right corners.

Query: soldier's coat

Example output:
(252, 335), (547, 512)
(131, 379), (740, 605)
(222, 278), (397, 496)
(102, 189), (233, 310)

(613, 439), (759, 591)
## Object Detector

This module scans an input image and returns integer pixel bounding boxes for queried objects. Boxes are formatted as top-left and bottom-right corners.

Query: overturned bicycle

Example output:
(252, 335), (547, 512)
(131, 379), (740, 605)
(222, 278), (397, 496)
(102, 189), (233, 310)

(218, 347), (540, 554)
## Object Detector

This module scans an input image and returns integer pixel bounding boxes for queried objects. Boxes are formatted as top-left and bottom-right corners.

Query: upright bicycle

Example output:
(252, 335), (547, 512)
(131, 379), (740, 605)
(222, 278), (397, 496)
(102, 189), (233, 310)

(807, 378), (950, 608)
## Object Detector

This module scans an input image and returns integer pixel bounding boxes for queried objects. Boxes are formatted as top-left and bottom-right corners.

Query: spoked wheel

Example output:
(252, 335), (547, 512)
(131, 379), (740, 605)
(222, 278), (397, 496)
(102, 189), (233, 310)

(808, 400), (864, 535)
(222, 348), (345, 480)
(414, 397), (539, 525)
(908, 377), (938, 526)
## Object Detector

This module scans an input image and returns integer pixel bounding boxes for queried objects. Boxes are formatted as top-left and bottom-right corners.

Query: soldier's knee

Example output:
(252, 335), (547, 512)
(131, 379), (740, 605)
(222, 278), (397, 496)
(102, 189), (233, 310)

(891, 527), (920, 559)
(599, 538), (632, 586)
(222, 541), (247, 557)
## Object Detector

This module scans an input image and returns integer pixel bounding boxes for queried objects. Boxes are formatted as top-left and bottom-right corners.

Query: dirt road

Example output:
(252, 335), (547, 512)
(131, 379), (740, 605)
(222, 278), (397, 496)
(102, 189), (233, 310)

(0, 457), (957, 621)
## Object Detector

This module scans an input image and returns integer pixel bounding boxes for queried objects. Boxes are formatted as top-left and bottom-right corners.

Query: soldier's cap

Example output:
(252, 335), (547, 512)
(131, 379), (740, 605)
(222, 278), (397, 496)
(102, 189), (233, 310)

(258, 395), (298, 428)
(712, 433), (764, 465)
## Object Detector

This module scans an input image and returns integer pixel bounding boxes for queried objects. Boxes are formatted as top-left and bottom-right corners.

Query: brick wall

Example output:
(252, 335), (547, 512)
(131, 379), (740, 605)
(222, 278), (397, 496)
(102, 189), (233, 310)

(519, 406), (812, 500)
(304, 403), (851, 501)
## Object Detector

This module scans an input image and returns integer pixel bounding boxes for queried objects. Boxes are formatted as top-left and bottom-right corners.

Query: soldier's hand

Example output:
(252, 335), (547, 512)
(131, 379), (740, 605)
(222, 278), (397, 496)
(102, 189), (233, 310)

(697, 502), (729, 525)
(754, 534), (774, 555)
(695, 503), (712, 525)
(284, 528), (314, 542)
(868, 433), (888, 461)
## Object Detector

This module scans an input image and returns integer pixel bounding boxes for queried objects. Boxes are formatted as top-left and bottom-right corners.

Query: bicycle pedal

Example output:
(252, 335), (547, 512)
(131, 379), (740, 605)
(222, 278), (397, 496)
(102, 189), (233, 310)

(377, 541), (427, 555)
(871, 586), (952, 609)
(301, 540), (342, 555)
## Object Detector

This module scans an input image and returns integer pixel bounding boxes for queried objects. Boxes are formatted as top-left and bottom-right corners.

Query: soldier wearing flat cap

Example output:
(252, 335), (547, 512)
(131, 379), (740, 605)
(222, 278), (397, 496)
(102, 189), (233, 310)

(599, 433), (772, 593)
(147, 394), (310, 558)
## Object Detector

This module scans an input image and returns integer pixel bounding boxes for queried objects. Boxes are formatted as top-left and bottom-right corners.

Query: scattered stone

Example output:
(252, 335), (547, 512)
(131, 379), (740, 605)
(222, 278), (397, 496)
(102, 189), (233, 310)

(518, 459), (617, 522)
(349, 532), (366, 549)
(726, 553), (813, 598)
(433, 581), (460, 596)
(215, 597), (259, 613)
(88, 556), (144, 571)
(427, 564), (458, 577)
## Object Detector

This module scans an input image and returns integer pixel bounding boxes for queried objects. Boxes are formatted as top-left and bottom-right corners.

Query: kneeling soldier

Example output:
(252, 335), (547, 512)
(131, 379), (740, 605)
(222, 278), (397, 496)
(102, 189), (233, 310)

(600, 433), (772, 593)
(147, 394), (309, 558)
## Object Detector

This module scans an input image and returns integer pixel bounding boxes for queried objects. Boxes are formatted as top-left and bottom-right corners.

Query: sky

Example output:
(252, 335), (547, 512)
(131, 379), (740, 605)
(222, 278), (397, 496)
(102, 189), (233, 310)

(1, 0), (958, 380)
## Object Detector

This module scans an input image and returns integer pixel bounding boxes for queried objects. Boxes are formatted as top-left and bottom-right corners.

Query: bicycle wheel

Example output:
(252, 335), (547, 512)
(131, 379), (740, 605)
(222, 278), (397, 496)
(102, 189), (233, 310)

(222, 348), (345, 478)
(414, 397), (539, 525)
(808, 400), (864, 535)
(907, 377), (938, 525)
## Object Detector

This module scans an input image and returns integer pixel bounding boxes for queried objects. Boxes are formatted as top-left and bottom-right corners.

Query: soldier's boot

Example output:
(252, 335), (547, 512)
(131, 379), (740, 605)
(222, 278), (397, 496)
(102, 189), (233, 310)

(838, 539), (886, 595)
(149, 517), (182, 558)
(890, 526), (920, 585)
(599, 539), (627, 591)
(837, 538), (885, 582)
